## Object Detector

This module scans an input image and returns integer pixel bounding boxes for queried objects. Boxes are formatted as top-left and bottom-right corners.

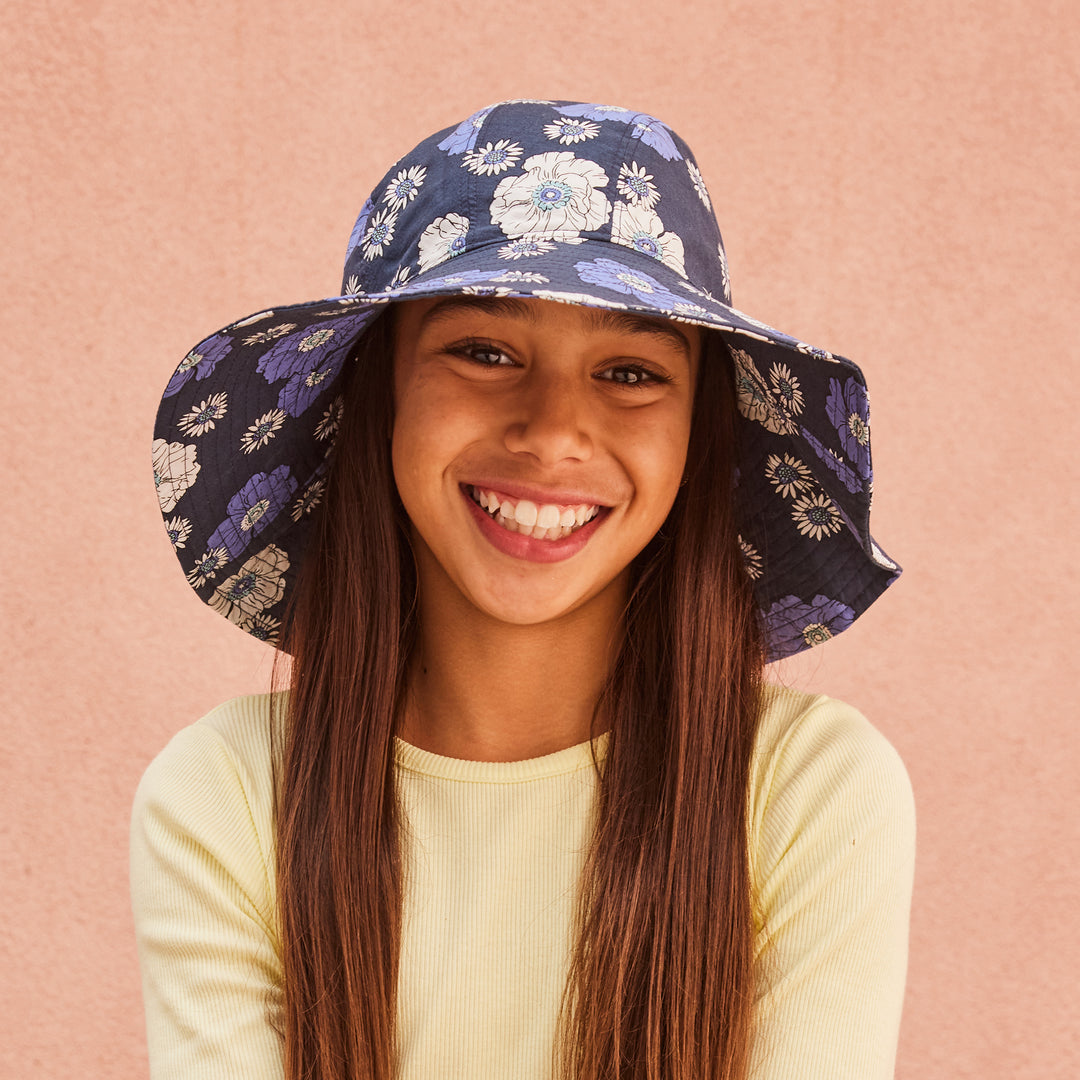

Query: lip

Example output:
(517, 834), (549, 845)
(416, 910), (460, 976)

(461, 485), (611, 564)
(463, 478), (614, 510)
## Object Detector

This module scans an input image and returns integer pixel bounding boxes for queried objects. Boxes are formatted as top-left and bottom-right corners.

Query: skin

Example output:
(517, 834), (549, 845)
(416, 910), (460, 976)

(392, 296), (700, 762)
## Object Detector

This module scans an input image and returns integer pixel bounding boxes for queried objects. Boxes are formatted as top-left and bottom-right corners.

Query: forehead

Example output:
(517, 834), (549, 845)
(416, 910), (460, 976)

(398, 295), (699, 359)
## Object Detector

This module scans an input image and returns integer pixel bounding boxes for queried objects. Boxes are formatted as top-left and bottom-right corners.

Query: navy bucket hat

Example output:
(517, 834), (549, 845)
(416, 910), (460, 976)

(153, 98), (900, 659)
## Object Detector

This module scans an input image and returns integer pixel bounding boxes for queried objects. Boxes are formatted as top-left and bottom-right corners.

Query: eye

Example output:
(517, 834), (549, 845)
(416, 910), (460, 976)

(449, 339), (516, 367)
(597, 363), (669, 387)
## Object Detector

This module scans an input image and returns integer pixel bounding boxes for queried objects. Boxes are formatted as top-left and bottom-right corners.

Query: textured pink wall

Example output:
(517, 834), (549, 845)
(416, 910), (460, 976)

(2, 0), (1076, 1076)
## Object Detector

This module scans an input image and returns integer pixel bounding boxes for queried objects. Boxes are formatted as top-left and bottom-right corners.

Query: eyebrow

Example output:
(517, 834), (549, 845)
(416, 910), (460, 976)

(419, 295), (693, 358)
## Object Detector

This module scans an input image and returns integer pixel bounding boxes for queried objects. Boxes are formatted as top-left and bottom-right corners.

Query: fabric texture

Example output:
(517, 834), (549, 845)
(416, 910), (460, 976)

(130, 685), (915, 1079)
(152, 99), (900, 659)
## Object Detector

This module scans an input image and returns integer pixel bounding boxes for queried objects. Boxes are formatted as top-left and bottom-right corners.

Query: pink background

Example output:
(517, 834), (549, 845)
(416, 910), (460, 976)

(2, 0), (1077, 1075)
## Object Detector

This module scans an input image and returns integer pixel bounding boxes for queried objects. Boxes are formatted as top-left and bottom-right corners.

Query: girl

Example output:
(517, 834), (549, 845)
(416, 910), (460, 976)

(135, 99), (915, 1080)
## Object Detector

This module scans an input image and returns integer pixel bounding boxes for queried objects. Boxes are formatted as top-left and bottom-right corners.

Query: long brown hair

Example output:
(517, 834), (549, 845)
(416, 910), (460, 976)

(274, 308), (765, 1080)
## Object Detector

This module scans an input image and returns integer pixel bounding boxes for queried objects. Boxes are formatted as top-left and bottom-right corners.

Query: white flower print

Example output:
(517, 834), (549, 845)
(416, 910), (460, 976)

(186, 545), (229, 588)
(244, 322), (296, 346)
(208, 544), (290, 623)
(769, 363), (805, 416)
(462, 139), (524, 176)
(616, 162), (660, 209)
(177, 392), (228, 437)
(382, 164), (427, 211)
(498, 238), (556, 260)
(731, 349), (798, 435)
(487, 271), (550, 284)
(791, 492), (843, 540)
(687, 160), (712, 210)
(870, 539), (898, 570)
(765, 453), (814, 498)
(795, 341), (836, 361)
(239, 408), (287, 454)
(230, 310), (274, 328)
(383, 264), (412, 291)
(343, 274), (364, 297)
(314, 396), (344, 441)
(543, 117), (600, 144)
(164, 515), (192, 550)
(152, 438), (201, 514)
(530, 290), (628, 309)
(417, 213), (469, 272)
(610, 201), (687, 277)
(717, 242), (731, 302)
(298, 328), (335, 352)
(361, 207), (398, 260)
(738, 535), (763, 580)
(290, 478), (326, 521)
(239, 612), (282, 645)
(490, 152), (611, 240)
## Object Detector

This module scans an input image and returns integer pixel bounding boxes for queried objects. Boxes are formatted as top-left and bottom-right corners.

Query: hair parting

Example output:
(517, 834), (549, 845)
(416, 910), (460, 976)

(273, 318), (765, 1080)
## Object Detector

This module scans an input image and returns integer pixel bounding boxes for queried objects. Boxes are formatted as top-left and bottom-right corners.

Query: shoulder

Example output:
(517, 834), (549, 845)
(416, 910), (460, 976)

(131, 693), (283, 904)
(749, 683), (916, 890)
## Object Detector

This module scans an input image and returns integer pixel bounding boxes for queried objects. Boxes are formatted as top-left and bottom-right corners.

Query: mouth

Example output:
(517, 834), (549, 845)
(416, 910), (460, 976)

(465, 485), (604, 541)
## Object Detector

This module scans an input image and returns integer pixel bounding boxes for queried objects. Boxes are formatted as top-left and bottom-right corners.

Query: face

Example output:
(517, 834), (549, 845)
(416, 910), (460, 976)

(391, 296), (700, 627)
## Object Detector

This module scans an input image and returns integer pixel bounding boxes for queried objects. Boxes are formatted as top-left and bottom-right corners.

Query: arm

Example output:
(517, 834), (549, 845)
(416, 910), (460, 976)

(748, 694), (916, 1080)
(130, 709), (285, 1080)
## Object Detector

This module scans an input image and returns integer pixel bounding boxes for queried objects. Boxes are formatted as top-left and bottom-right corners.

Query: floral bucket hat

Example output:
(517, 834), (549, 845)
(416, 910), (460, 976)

(153, 98), (900, 660)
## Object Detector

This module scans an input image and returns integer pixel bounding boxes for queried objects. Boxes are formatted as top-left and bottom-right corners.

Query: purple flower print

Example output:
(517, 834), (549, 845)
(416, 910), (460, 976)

(163, 332), (234, 398)
(800, 426), (866, 495)
(558, 104), (682, 161)
(437, 106), (496, 154)
(826, 377), (871, 479)
(256, 310), (376, 415)
(205, 465), (298, 559)
(765, 594), (856, 659)
(575, 257), (684, 310)
(344, 198), (374, 263)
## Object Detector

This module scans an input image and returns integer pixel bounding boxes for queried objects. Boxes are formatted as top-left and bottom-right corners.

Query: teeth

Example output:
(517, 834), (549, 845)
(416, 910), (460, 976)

(470, 486), (602, 541)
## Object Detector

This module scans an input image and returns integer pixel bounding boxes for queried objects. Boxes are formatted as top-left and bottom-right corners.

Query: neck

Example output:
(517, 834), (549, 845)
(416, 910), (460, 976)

(399, 556), (626, 763)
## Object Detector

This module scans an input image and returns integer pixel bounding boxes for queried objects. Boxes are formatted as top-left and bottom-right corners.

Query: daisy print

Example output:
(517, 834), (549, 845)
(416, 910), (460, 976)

(383, 265), (413, 292)
(769, 363), (805, 416)
(164, 516), (192, 550)
(544, 117), (600, 144)
(687, 160), (712, 209)
(738, 536), (763, 580)
(291, 478), (327, 521)
(616, 163), (660, 209)
(611, 201), (687, 276)
(417, 213), (469, 272)
(461, 139), (524, 176)
(208, 544), (290, 623)
(487, 270), (550, 284)
(362, 207), (398, 260)
(244, 323), (297, 346)
(177, 392), (228, 437)
(765, 453), (814, 498)
(382, 165), (427, 211)
(239, 612), (282, 645)
(765, 594), (856, 658)
(314, 396), (344, 441)
(152, 439), (201, 514)
(186, 545), (229, 589)
(498, 238), (556, 260)
(489, 152), (611, 240)
(791, 492), (843, 540)
(240, 408), (287, 454)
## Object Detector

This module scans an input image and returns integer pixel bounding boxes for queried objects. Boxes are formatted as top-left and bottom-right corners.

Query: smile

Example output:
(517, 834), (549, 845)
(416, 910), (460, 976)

(468, 486), (602, 541)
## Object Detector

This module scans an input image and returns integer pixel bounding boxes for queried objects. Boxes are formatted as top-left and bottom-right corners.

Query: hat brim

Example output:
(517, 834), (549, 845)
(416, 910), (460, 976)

(154, 239), (899, 657)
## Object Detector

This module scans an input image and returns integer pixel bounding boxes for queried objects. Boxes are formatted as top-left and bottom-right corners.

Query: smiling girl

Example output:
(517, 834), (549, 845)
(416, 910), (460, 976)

(134, 100), (914, 1080)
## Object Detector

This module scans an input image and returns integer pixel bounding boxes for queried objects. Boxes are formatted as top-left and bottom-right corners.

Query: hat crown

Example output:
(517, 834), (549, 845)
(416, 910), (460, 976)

(341, 99), (731, 306)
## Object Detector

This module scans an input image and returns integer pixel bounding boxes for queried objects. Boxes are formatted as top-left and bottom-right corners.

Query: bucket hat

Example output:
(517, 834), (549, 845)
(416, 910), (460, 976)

(153, 98), (899, 660)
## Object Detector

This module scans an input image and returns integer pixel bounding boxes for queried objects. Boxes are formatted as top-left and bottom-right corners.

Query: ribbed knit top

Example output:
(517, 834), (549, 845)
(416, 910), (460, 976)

(130, 684), (915, 1079)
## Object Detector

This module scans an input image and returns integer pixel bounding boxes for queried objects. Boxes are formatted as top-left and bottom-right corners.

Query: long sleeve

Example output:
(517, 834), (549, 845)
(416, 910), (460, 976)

(748, 691), (916, 1079)
(130, 698), (285, 1080)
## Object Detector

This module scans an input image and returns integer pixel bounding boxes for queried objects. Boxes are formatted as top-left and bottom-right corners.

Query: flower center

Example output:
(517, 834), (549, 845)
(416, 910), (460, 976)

(532, 181), (573, 211)
(241, 498), (271, 531)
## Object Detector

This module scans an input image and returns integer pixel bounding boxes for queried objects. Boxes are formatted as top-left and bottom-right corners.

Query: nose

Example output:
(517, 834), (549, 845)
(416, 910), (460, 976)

(503, 372), (594, 465)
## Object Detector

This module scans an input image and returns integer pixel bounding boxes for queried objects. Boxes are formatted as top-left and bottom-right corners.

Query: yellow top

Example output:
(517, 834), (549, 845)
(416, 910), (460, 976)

(130, 684), (915, 1079)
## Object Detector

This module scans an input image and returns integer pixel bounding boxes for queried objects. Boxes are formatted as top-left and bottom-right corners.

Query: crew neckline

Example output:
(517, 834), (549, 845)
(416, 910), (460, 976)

(394, 730), (610, 784)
